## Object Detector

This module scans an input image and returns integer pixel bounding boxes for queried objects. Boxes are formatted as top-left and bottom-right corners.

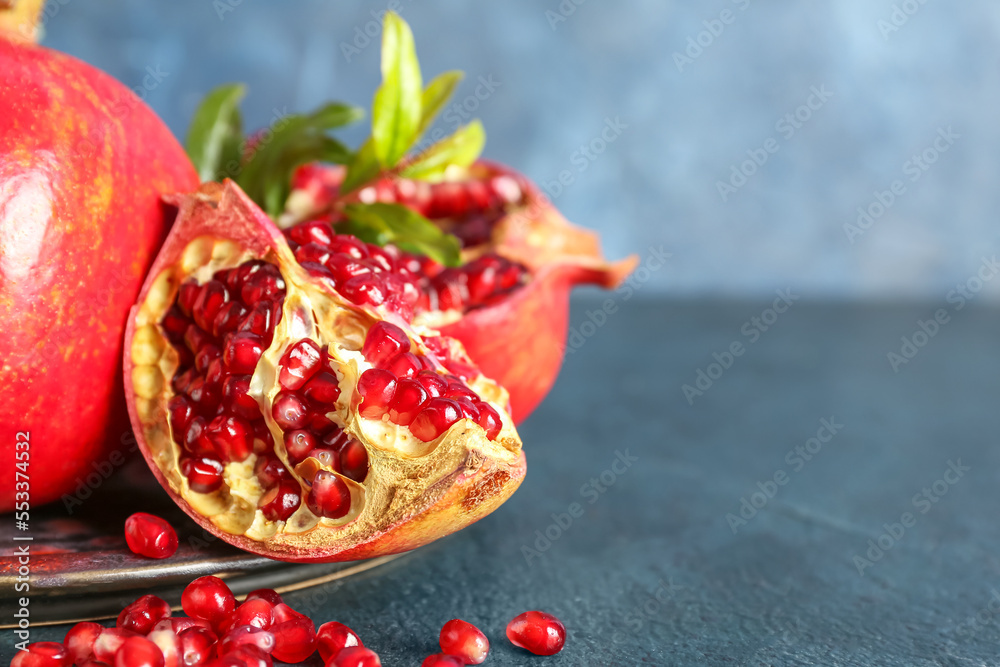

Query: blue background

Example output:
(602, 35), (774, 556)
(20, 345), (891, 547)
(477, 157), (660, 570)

(40, 0), (1000, 300)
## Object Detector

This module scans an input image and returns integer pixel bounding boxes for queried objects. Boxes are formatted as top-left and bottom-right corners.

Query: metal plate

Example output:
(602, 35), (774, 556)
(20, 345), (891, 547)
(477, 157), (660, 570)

(0, 458), (399, 627)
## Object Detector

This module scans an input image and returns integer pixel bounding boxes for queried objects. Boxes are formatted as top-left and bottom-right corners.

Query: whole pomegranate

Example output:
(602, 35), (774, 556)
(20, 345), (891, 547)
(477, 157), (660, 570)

(0, 3), (199, 511)
(123, 181), (525, 561)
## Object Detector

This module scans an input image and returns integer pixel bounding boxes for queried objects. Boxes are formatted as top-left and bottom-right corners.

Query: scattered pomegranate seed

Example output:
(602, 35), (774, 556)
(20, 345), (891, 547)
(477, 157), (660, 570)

(113, 636), (164, 667)
(64, 621), (104, 664)
(146, 626), (182, 667)
(258, 479), (302, 521)
(92, 629), (139, 663)
(316, 621), (364, 662)
(10, 642), (70, 667)
(219, 625), (276, 655)
(506, 610), (566, 656)
(307, 470), (352, 519)
(439, 619), (489, 664)
(124, 513), (178, 559)
(421, 654), (464, 667)
(270, 616), (317, 664)
(220, 645), (272, 667)
(356, 369), (396, 418)
(177, 626), (217, 666)
(329, 646), (381, 667)
(117, 595), (172, 635)
(226, 599), (274, 633)
(181, 576), (236, 629)
(245, 589), (284, 607)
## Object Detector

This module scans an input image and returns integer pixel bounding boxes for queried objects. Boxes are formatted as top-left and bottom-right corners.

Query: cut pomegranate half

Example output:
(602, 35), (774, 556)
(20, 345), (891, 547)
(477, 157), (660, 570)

(125, 181), (525, 562)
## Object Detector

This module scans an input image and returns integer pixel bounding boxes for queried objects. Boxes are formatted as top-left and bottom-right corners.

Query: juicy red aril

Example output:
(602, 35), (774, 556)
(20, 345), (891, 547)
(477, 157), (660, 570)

(308, 470), (352, 519)
(114, 636), (164, 667)
(93, 629), (139, 663)
(146, 626), (181, 667)
(416, 372), (448, 397)
(10, 642), (70, 667)
(357, 369), (396, 418)
(181, 575), (236, 628)
(258, 479), (302, 521)
(421, 654), (464, 667)
(271, 603), (308, 625)
(326, 254), (372, 284)
(224, 332), (265, 374)
(439, 619), (489, 665)
(340, 274), (387, 307)
(362, 321), (410, 367)
(238, 301), (274, 339)
(409, 398), (462, 442)
(222, 375), (260, 420)
(302, 371), (341, 405)
(178, 627), (216, 667)
(214, 301), (249, 337)
(168, 396), (196, 436)
(255, 455), (291, 488)
(207, 415), (254, 462)
(117, 595), (171, 635)
(270, 617), (317, 664)
(65, 622), (104, 665)
(162, 305), (190, 339)
(223, 645), (272, 667)
(339, 440), (369, 482)
(192, 280), (229, 332)
(178, 281), (201, 316)
(506, 611), (566, 656)
(241, 264), (285, 303)
(330, 646), (381, 667)
(445, 381), (478, 402)
(184, 417), (214, 456)
(387, 378), (429, 426)
(476, 403), (503, 440)
(278, 339), (323, 390)
(220, 625), (276, 655)
(383, 352), (421, 378)
(272, 392), (310, 430)
(228, 598), (275, 631)
(283, 429), (317, 465)
(316, 621), (363, 662)
(328, 235), (368, 260)
(184, 325), (213, 356)
(246, 589), (284, 606)
(451, 397), (480, 421)
(194, 345), (221, 373)
(289, 219), (334, 246)
(124, 513), (178, 559)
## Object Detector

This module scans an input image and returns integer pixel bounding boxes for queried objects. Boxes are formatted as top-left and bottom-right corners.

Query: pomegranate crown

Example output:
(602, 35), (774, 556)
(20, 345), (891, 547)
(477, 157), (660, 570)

(185, 11), (486, 268)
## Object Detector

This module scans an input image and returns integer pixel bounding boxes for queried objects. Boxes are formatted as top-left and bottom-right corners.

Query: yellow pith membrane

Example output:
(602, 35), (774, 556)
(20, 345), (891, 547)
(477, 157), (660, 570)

(126, 184), (525, 561)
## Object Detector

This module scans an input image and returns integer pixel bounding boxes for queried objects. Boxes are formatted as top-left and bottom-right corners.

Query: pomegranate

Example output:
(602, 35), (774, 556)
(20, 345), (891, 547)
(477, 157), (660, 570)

(506, 610), (566, 656)
(0, 1), (200, 511)
(124, 513), (179, 559)
(117, 595), (172, 635)
(421, 655), (464, 667)
(438, 619), (489, 664)
(123, 180), (525, 562)
(9, 642), (70, 667)
(316, 621), (363, 662)
(329, 646), (381, 667)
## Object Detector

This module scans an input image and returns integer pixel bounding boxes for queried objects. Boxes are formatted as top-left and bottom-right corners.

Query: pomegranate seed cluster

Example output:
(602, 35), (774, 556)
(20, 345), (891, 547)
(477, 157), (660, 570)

(357, 322), (503, 441)
(15, 570), (565, 667)
(286, 223), (528, 319)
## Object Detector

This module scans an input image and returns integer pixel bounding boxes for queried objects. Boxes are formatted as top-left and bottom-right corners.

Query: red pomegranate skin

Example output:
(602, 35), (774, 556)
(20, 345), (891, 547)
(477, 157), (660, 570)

(0, 37), (199, 511)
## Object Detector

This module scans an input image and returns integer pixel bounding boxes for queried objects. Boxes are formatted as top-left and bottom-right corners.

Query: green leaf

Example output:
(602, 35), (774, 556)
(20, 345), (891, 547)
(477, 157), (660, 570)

(401, 120), (485, 182)
(259, 135), (354, 218)
(344, 202), (461, 267)
(185, 83), (247, 182)
(371, 11), (423, 167)
(418, 70), (463, 137)
(340, 139), (382, 195)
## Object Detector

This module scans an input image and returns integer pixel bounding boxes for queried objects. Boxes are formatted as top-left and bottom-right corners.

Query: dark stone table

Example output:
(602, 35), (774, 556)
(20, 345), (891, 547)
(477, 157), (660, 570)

(9, 297), (1000, 665)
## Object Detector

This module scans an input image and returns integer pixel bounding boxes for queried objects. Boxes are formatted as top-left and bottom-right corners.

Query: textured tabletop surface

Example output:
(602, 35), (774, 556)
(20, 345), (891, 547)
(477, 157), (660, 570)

(9, 296), (1000, 666)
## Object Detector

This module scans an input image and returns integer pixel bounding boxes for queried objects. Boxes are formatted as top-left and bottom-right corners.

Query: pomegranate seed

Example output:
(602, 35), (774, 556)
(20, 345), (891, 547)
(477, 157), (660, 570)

(269, 617), (317, 664)
(113, 636), (163, 667)
(222, 375), (260, 420)
(283, 429), (317, 465)
(178, 281), (200, 316)
(340, 274), (387, 307)
(278, 339), (323, 390)
(383, 352), (421, 378)
(339, 440), (369, 482)
(219, 625), (275, 655)
(241, 265), (285, 304)
(184, 325), (213, 355)
(289, 219), (334, 246)
(65, 621), (104, 665)
(254, 455), (290, 488)
(328, 236), (368, 260)
(124, 513), (178, 559)
(316, 621), (363, 662)
(416, 372), (448, 397)
(295, 242), (333, 267)
(238, 301), (273, 338)
(227, 599), (274, 631)
(213, 301), (249, 338)
(367, 245), (396, 272)
(362, 322), (410, 367)
(465, 263), (498, 303)
(162, 305), (190, 340)
(272, 392), (310, 430)
(439, 619), (489, 664)
(302, 371), (341, 405)
(252, 420), (275, 453)
(10, 642), (70, 667)
(177, 627), (217, 667)
(306, 409), (336, 433)
(220, 646), (272, 667)
(326, 255), (372, 285)
(258, 479), (302, 522)
(409, 398), (462, 442)
(506, 611), (566, 656)
(356, 369), (396, 419)
(245, 589), (284, 606)
(207, 415), (254, 462)
(489, 174), (523, 204)
(187, 377), (221, 415)
(181, 576), (236, 628)
(93, 629), (139, 663)
(223, 332), (265, 374)
(421, 654), (464, 667)
(168, 396), (196, 436)
(445, 382), (478, 402)
(146, 627), (182, 667)
(156, 617), (211, 635)
(451, 397), (481, 421)
(192, 280), (230, 333)
(427, 182), (470, 219)
(307, 470), (352, 519)
(270, 603), (307, 625)
(476, 403), (503, 440)
(387, 378), (429, 426)
(321, 426), (350, 450)
(117, 595), (171, 635)
(329, 646), (381, 667)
